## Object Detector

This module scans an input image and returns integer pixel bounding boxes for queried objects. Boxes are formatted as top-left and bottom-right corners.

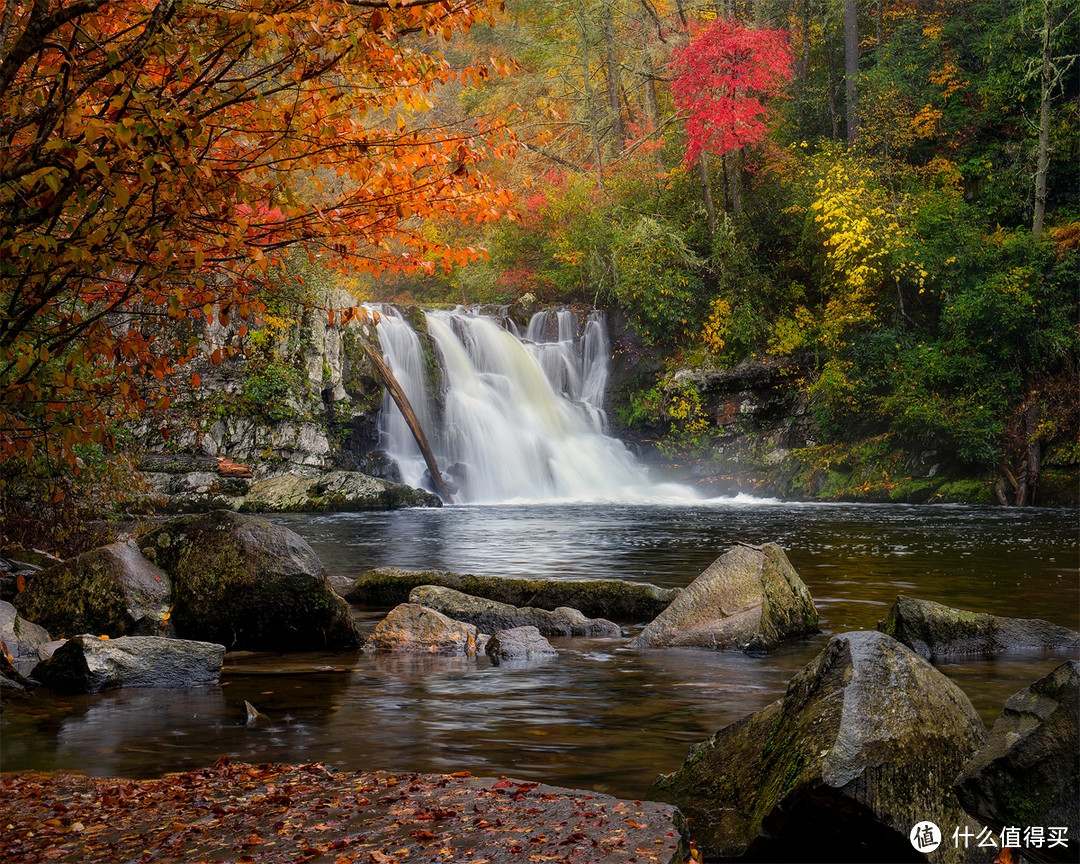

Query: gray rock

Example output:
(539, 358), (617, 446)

(878, 595), (1080, 659)
(954, 660), (1079, 863)
(649, 630), (987, 862)
(630, 542), (818, 652)
(408, 585), (621, 637)
(13, 540), (173, 639)
(346, 568), (678, 623)
(0, 600), (52, 677)
(32, 635), (224, 693)
(485, 626), (559, 663)
(241, 471), (440, 512)
(137, 510), (361, 651)
(363, 603), (484, 656)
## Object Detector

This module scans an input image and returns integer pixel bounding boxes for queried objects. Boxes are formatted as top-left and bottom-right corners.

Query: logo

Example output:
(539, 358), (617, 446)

(910, 821), (942, 852)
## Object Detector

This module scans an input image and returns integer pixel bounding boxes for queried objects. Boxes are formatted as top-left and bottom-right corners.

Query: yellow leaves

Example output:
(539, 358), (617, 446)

(910, 105), (942, 140)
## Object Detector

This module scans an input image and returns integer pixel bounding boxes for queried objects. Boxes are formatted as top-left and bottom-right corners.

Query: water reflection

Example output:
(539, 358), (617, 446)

(2, 503), (1076, 799)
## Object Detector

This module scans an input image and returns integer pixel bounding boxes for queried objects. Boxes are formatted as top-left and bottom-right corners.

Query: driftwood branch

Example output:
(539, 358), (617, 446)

(356, 335), (454, 504)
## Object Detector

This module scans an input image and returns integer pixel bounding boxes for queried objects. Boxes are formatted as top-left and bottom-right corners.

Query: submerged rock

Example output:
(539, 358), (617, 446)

(485, 626), (558, 663)
(138, 510), (361, 651)
(408, 585), (621, 638)
(630, 542), (818, 652)
(954, 660), (1079, 863)
(0, 600), (52, 677)
(649, 630), (986, 862)
(364, 603), (484, 656)
(241, 470), (440, 512)
(346, 568), (678, 622)
(878, 595), (1080, 659)
(33, 635), (224, 693)
(14, 540), (173, 639)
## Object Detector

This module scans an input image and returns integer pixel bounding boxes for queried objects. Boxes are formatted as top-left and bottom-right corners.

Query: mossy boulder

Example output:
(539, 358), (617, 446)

(0, 600), (52, 677)
(408, 585), (621, 638)
(14, 540), (173, 639)
(363, 603), (484, 656)
(649, 630), (987, 862)
(630, 542), (818, 652)
(878, 595), (1080, 659)
(345, 568), (678, 623)
(240, 471), (440, 512)
(32, 635), (224, 693)
(138, 510), (361, 650)
(954, 660), (1079, 863)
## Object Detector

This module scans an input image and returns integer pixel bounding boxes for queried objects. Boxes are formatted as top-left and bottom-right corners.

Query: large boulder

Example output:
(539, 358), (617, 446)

(0, 600), (52, 677)
(137, 510), (361, 650)
(346, 568), (678, 622)
(485, 626), (558, 663)
(954, 660), (1079, 863)
(630, 542), (818, 652)
(878, 595), (1080, 659)
(240, 471), (440, 512)
(32, 635), (224, 693)
(13, 540), (173, 639)
(408, 585), (621, 637)
(649, 630), (987, 862)
(364, 603), (484, 656)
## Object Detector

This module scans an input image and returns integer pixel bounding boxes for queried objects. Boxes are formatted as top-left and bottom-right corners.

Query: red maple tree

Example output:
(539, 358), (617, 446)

(670, 19), (794, 163)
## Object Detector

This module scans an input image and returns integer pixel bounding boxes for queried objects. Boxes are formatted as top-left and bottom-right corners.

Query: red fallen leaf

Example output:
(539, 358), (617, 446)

(516, 782), (540, 792)
(492, 780), (514, 790)
(408, 829), (436, 841)
(242, 833), (262, 847)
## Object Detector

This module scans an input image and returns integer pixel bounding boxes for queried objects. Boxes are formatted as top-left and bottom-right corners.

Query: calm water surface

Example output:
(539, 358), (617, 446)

(2, 501), (1077, 799)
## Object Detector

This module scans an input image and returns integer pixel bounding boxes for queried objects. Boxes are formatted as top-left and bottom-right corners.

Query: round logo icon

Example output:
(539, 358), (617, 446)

(910, 821), (942, 853)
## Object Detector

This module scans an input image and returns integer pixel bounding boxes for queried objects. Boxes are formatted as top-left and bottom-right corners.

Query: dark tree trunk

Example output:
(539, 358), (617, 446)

(602, 0), (626, 152)
(358, 338), (454, 504)
(843, 0), (860, 144)
(1033, 0), (1053, 238)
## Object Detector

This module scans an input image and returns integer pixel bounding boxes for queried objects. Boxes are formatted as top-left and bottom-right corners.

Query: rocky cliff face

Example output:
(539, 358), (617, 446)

(136, 288), (387, 477)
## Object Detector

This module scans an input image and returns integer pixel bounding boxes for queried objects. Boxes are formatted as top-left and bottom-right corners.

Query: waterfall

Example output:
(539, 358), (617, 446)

(375, 307), (697, 504)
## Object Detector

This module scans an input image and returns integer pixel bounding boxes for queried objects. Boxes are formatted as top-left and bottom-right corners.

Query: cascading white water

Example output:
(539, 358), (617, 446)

(375, 307), (697, 504)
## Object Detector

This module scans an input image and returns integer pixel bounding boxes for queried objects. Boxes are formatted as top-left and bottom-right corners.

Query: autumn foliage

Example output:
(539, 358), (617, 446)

(0, 0), (516, 468)
(669, 19), (793, 162)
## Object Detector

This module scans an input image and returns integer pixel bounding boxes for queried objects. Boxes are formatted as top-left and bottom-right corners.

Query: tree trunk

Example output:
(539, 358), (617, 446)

(577, 3), (605, 186)
(823, 6), (840, 140)
(843, 0), (859, 144)
(602, 0), (625, 152)
(358, 338), (454, 504)
(698, 154), (717, 238)
(799, 0), (811, 83)
(1033, 0), (1053, 238)
(1014, 399), (1042, 506)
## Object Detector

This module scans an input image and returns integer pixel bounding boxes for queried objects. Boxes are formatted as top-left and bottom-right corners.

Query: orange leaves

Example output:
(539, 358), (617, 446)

(0, 0), (516, 469)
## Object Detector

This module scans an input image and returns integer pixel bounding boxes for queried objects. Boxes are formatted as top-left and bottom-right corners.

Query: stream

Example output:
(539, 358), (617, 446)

(2, 500), (1076, 800)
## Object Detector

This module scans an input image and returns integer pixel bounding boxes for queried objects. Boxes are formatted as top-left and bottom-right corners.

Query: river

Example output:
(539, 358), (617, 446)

(2, 500), (1076, 800)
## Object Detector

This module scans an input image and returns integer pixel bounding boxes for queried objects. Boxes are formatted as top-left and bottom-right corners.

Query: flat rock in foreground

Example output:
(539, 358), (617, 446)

(32, 634), (224, 693)
(0, 760), (687, 864)
(410, 585), (621, 637)
(878, 594), (1080, 659)
(630, 542), (818, 652)
(346, 567), (679, 622)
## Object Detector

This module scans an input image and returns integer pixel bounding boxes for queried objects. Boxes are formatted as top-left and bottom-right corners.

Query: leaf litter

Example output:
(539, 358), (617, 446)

(0, 758), (687, 863)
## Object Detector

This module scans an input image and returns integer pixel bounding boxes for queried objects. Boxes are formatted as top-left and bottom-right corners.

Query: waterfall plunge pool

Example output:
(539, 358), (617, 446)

(2, 500), (1076, 800)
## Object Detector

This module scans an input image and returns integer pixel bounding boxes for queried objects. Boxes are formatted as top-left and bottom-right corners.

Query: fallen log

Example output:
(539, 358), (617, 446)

(357, 334), (453, 504)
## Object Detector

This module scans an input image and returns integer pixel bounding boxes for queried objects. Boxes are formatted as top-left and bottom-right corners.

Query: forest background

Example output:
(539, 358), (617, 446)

(1, 0), (1077, 548)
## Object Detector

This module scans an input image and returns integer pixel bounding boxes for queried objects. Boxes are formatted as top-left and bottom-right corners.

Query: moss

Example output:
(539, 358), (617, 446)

(15, 556), (135, 638)
(346, 568), (677, 622)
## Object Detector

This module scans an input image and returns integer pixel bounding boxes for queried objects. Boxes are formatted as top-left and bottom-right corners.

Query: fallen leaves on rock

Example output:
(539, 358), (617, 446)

(0, 759), (686, 863)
